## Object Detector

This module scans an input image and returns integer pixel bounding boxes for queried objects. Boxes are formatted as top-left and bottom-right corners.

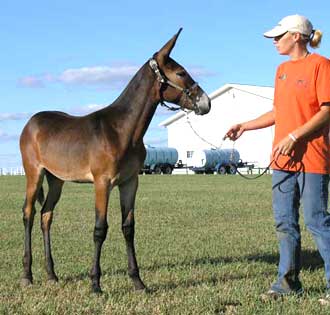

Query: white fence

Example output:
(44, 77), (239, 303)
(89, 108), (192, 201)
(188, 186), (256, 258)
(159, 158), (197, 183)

(172, 166), (272, 175)
(0, 167), (25, 176)
(0, 166), (272, 176)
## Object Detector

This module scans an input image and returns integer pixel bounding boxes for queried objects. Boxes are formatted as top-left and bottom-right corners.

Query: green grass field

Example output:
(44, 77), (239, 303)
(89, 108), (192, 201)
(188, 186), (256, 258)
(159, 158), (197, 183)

(0, 174), (329, 314)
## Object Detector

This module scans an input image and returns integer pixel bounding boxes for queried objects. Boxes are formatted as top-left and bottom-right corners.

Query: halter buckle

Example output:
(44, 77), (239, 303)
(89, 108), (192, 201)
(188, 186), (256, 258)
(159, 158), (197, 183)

(149, 59), (165, 83)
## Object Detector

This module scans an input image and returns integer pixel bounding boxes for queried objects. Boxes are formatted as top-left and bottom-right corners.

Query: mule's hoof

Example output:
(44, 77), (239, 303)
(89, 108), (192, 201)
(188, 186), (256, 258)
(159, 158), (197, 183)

(135, 287), (150, 294)
(131, 276), (146, 291)
(134, 283), (148, 292)
(47, 274), (59, 283)
(47, 278), (58, 285)
(91, 285), (103, 294)
(21, 278), (33, 287)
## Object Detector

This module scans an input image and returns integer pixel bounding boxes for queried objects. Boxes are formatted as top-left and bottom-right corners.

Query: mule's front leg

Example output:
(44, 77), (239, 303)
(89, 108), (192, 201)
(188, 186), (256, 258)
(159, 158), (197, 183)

(119, 176), (146, 291)
(90, 178), (110, 293)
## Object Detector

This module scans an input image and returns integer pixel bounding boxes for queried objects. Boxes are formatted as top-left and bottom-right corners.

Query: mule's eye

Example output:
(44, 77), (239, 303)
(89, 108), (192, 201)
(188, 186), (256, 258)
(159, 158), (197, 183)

(176, 71), (186, 78)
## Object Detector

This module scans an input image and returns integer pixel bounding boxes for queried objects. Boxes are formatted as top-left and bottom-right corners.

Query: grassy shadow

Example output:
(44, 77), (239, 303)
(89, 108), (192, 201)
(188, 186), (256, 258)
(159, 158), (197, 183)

(61, 249), (323, 286)
(245, 248), (323, 271)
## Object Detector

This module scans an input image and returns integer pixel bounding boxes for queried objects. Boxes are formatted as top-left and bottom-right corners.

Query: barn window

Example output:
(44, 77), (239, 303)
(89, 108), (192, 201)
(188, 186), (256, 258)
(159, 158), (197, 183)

(187, 151), (194, 158)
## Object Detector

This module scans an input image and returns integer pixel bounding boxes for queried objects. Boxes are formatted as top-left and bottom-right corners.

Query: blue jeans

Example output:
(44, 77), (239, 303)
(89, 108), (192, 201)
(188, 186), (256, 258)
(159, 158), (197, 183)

(272, 170), (330, 293)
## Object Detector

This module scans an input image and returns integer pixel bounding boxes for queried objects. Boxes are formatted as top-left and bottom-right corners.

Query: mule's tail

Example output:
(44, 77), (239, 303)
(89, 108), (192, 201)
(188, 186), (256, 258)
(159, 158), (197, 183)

(37, 185), (45, 206)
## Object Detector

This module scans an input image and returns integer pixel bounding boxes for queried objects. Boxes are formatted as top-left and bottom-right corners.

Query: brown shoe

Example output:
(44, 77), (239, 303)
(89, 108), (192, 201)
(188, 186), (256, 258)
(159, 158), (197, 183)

(260, 290), (284, 302)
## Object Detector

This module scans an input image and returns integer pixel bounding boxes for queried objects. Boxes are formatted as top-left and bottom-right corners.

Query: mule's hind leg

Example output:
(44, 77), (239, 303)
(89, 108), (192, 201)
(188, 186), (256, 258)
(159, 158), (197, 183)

(119, 176), (146, 290)
(40, 171), (64, 282)
(21, 167), (45, 286)
(90, 177), (110, 293)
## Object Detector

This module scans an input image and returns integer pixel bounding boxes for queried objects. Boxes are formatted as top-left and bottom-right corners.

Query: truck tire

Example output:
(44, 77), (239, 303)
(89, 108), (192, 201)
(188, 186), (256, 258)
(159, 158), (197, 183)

(154, 166), (162, 174)
(228, 165), (237, 175)
(217, 166), (227, 175)
(163, 165), (173, 174)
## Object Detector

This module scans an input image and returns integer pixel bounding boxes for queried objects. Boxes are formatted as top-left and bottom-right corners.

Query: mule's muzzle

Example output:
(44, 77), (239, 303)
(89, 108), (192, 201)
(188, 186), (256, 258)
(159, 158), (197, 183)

(194, 92), (211, 115)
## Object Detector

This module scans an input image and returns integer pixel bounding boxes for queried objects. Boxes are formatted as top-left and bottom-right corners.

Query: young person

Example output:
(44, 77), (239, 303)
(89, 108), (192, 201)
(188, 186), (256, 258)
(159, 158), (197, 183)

(225, 14), (330, 304)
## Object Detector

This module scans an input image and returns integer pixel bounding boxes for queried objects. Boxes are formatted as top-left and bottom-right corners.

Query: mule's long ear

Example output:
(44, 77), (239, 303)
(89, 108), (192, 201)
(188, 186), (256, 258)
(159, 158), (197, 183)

(156, 28), (182, 65)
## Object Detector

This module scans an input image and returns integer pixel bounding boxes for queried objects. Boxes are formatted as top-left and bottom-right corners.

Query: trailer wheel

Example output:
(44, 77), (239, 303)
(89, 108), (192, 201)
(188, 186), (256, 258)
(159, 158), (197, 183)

(217, 166), (227, 175)
(228, 165), (237, 175)
(154, 166), (162, 174)
(163, 165), (173, 174)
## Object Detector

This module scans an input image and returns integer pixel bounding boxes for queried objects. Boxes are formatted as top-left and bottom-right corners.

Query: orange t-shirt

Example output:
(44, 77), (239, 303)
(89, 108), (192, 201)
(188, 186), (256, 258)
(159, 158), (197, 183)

(272, 53), (330, 174)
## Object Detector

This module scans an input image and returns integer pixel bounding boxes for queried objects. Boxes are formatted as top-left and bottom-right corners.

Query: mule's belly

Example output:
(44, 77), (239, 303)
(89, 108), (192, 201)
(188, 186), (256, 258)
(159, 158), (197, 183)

(53, 169), (94, 182)
(39, 145), (93, 182)
(41, 160), (94, 182)
(41, 150), (143, 185)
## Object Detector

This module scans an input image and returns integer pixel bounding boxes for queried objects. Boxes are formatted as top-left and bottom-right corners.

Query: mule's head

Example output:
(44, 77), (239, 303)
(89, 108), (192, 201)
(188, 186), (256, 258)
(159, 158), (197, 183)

(152, 28), (211, 115)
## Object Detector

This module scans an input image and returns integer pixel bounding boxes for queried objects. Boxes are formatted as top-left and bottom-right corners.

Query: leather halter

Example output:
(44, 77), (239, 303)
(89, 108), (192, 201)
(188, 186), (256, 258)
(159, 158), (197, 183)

(149, 58), (199, 112)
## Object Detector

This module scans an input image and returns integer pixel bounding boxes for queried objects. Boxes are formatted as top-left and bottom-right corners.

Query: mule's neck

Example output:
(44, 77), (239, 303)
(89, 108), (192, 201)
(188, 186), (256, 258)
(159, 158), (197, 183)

(107, 62), (160, 147)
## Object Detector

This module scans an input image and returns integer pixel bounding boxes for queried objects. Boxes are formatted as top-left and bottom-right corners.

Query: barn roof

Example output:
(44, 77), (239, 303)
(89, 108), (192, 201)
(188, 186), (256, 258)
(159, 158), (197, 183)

(159, 83), (274, 127)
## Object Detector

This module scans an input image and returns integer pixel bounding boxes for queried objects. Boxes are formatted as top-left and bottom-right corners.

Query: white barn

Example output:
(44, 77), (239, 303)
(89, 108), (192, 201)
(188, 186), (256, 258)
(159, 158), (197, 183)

(159, 83), (275, 169)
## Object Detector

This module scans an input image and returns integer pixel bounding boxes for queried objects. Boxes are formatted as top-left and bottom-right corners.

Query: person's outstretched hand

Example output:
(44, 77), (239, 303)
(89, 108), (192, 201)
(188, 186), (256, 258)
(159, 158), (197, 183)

(224, 124), (245, 141)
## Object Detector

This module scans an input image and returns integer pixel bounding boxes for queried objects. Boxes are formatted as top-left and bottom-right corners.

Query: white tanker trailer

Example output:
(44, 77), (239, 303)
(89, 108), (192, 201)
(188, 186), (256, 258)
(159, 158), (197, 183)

(141, 146), (179, 174)
(189, 148), (243, 174)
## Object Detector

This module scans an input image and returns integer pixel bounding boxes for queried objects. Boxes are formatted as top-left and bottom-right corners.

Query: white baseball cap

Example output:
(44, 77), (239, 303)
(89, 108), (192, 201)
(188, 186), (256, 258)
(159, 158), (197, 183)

(263, 14), (313, 38)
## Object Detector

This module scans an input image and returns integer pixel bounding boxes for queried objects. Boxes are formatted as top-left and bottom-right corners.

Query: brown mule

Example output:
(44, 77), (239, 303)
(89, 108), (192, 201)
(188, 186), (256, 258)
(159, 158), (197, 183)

(19, 28), (211, 293)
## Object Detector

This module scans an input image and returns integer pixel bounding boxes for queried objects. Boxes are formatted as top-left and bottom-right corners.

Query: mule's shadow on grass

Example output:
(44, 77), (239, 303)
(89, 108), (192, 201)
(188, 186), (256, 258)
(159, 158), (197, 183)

(62, 249), (323, 292)
(62, 256), (250, 291)
(62, 272), (90, 283)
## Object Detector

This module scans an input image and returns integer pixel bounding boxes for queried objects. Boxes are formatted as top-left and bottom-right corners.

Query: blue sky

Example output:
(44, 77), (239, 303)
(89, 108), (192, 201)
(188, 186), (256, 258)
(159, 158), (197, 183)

(1, 0), (330, 168)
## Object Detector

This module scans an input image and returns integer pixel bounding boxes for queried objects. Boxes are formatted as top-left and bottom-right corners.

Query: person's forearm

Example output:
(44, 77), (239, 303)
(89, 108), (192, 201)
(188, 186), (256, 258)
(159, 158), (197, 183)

(242, 110), (275, 131)
(224, 109), (275, 141)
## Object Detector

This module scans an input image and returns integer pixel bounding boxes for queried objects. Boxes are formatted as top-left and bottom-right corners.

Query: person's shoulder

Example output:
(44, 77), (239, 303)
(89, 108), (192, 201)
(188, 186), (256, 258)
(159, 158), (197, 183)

(310, 53), (330, 65)
(277, 59), (291, 71)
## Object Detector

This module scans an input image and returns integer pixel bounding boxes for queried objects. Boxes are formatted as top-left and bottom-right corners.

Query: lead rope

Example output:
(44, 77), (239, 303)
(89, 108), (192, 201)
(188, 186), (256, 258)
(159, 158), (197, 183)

(235, 158), (274, 180)
(184, 111), (273, 179)
(184, 111), (224, 149)
(229, 138), (274, 179)
(226, 140), (273, 179)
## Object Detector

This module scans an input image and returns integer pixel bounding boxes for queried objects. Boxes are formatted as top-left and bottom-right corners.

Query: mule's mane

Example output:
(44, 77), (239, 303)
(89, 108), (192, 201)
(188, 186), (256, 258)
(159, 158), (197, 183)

(89, 61), (158, 147)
